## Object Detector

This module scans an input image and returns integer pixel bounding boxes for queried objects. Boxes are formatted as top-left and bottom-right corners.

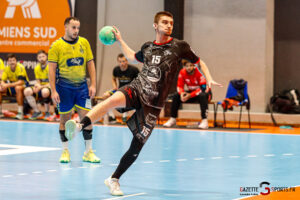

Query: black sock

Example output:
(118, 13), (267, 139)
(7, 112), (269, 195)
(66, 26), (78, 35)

(55, 107), (59, 115)
(80, 116), (92, 130)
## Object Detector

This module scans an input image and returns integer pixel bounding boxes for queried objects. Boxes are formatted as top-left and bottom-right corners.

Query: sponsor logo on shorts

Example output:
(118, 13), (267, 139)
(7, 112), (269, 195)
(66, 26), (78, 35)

(85, 99), (91, 109)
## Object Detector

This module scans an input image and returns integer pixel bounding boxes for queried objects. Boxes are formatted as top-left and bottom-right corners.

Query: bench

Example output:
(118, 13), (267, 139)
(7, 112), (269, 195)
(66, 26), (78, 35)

(163, 99), (217, 127)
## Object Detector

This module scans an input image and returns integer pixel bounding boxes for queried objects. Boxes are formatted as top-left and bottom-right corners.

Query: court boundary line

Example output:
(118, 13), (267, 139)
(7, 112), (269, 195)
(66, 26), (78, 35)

(102, 192), (147, 200)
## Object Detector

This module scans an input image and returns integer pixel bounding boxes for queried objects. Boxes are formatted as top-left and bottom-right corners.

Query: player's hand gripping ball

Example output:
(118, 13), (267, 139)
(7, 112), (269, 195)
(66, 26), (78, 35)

(98, 26), (116, 45)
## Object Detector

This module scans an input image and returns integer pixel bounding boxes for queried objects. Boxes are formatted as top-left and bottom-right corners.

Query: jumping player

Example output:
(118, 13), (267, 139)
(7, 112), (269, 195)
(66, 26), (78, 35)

(65, 11), (221, 195)
(48, 17), (100, 163)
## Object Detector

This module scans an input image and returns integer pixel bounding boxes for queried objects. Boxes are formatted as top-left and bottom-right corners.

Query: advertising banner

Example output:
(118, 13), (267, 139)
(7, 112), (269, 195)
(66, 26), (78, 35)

(0, 0), (72, 53)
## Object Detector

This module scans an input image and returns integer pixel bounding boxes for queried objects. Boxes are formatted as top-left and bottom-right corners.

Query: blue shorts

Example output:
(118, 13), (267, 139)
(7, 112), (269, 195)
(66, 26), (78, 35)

(7, 87), (16, 96)
(56, 83), (91, 114)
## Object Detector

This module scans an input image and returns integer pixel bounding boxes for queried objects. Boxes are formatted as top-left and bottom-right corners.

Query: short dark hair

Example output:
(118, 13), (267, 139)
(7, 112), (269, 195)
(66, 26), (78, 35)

(37, 50), (47, 56)
(117, 53), (125, 60)
(154, 11), (173, 23)
(7, 53), (16, 61)
(64, 16), (80, 25)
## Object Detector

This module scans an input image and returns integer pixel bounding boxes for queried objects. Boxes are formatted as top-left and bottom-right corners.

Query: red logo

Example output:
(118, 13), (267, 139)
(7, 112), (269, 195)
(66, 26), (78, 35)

(260, 182), (271, 195)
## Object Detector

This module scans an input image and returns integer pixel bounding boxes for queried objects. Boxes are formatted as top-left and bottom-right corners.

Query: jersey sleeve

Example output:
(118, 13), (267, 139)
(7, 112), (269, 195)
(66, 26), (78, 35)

(135, 51), (143, 63)
(0, 59), (4, 70)
(17, 64), (27, 81)
(176, 69), (185, 95)
(112, 67), (118, 77)
(85, 39), (94, 62)
(1, 70), (7, 81)
(180, 41), (200, 64)
(48, 42), (59, 63)
(134, 42), (150, 63)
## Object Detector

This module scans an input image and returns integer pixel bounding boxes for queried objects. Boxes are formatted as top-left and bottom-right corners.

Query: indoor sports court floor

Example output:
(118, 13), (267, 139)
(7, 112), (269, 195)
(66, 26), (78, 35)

(0, 120), (300, 200)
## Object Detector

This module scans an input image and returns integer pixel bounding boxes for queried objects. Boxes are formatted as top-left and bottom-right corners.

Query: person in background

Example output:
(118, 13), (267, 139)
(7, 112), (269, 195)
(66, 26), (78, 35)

(24, 50), (52, 120)
(0, 54), (28, 119)
(101, 53), (139, 123)
(163, 60), (212, 129)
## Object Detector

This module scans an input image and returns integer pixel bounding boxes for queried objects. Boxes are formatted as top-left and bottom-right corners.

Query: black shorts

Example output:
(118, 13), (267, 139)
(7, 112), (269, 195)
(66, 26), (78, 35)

(118, 85), (161, 144)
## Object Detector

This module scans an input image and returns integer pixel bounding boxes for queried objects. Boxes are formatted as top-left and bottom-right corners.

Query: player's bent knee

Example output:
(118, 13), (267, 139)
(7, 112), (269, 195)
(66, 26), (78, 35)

(24, 87), (33, 96)
(41, 88), (50, 98)
(83, 129), (92, 140)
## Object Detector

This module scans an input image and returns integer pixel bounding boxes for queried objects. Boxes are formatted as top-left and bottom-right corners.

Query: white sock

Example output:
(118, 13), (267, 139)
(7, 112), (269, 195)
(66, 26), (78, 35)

(108, 110), (115, 118)
(44, 103), (50, 112)
(62, 142), (68, 150)
(123, 112), (127, 118)
(170, 117), (176, 121)
(18, 106), (23, 114)
(85, 140), (92, 153)
(26, 96), (39, 112)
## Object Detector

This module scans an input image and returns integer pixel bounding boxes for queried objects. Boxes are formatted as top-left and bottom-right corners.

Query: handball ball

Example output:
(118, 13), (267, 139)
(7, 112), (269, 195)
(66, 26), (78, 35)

(98, 26), (116, 45)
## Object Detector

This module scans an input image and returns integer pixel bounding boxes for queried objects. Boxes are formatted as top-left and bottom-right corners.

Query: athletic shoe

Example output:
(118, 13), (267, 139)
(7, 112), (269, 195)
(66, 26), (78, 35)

(122, 117), (127, 123)
(15, 112), (24, 120)
(43, 112), (51, 120)
(163, 118), (176, 127)
(82, 149), (101, 163)
(198, 119), (209, 129)
(59, 149), (70, 163)
(109, 116), (117, 124)
(104, 176), (124, 196)
(46, 114), (56, 121)
(65, 120), (81, 141)
(29, 111), (43, 120)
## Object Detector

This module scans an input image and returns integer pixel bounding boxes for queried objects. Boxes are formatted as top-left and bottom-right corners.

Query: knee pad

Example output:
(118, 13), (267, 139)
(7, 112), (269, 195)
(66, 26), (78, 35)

(83, 129), (92, 140)
(59, 130), (68, 142)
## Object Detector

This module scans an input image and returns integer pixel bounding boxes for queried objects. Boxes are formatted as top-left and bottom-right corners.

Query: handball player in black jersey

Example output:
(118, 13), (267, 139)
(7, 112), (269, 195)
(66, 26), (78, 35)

(65, 11), (222, 196)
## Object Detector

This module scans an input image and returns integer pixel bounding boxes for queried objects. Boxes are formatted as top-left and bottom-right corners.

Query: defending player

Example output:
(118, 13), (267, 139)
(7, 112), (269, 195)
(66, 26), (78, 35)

(66, 11), (222, 195)
(48, 17), (100, 163)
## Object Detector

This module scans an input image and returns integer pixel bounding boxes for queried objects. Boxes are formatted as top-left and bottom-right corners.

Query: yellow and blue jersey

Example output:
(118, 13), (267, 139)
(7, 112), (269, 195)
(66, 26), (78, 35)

(1, 63), (28, 85)
(34, 63), (49, 85)
(48, 36), (94, 88)
(0, 58), (4, 71)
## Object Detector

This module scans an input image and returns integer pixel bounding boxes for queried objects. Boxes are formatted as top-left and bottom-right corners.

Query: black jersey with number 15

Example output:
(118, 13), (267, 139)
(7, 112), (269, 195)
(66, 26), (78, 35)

(132, 38), (200, 109)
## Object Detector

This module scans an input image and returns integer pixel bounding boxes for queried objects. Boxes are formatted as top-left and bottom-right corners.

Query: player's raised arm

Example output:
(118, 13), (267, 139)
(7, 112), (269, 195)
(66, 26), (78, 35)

(112, 26), (138, 64)
(198, 60), (223, 89)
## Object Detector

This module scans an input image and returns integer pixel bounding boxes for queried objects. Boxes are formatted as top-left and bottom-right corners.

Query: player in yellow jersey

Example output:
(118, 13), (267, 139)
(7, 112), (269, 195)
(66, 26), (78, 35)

(0, 54), (28, 119)
(24, 50), (52, 120)
(48, 17), (100, 163)
(0, 58), (5, 80)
